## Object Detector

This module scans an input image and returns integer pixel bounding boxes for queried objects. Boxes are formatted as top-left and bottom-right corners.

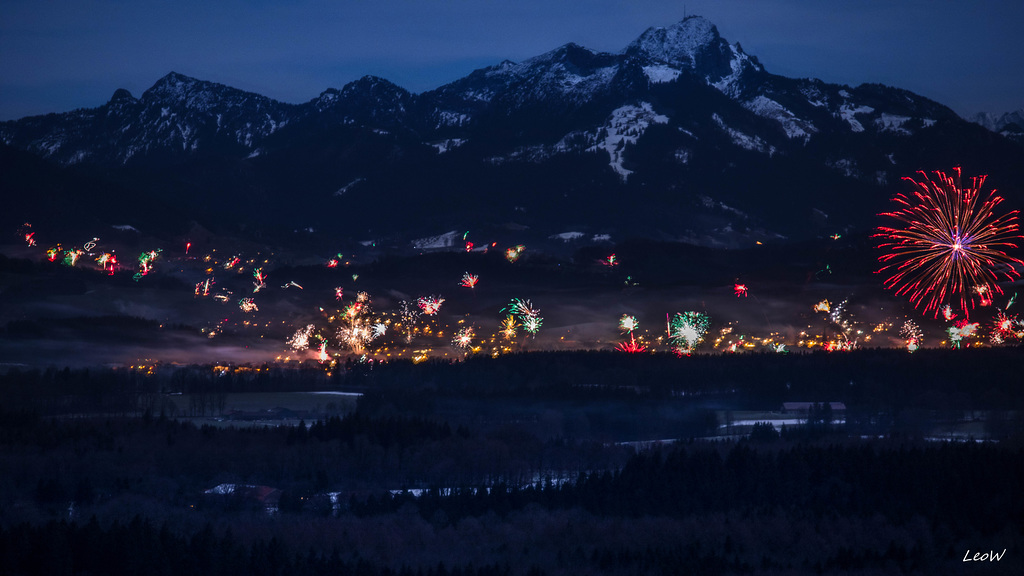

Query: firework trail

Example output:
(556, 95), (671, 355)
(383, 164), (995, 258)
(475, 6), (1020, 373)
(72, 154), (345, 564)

(900, 320), (923, 352)
(83, 238), (99, 252)
(667, 312), (710, 356)
(281, 281), (303, 289)
(316, 340), (330, 363)
(459, 272), (479, 289)
(875, 167), (1024, 319)
(417, 295), (445, 315)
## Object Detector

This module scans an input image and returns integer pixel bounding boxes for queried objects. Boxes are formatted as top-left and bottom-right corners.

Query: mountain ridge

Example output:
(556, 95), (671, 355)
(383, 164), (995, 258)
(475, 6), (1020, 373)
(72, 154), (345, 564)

(1, 15), (1021, 250)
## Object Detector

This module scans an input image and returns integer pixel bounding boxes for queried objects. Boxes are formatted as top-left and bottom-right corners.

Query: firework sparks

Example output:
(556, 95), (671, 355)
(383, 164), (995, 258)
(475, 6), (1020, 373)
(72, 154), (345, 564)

(973, 284), (993, 307)
(602, 254), (618, 267)
(900, 320), (923, 352)
(238, 298), (258, 313)
(734, 283), (749, 298)
(134, 249), (161, 280)
(668, 312), (710, 356)
(287, 324), (315, 351)
(813, 300), (831, 313)
(96, 252), (117, 273)
(875, 167), (1024, 319)
(417, 295), (445, 315)
(334, 287), (344, 300)
(399, 300), (421, 343)
(502, 298), (542, 336)
(195, 278), (214, 297)
(459, 272), (479, 288)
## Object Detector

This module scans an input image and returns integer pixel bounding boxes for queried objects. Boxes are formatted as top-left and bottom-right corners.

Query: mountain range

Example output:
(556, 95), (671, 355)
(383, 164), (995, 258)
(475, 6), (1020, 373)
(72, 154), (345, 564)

(2, 16), (1022, 251)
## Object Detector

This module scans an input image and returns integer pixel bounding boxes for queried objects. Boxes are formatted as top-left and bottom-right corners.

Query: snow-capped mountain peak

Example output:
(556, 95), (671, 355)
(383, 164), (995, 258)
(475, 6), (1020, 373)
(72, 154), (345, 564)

(626, 15), (720, 65)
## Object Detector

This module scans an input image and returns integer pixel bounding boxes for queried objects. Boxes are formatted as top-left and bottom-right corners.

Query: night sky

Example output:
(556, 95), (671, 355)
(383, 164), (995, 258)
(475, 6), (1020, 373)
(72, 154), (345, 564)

(1, 1), (1022, 121)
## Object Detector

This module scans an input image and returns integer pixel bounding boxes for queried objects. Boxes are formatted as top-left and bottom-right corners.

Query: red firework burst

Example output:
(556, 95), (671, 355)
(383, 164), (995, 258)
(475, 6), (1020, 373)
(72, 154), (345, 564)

(615, 333), (647, 353)
(875, 167), (1024, 318)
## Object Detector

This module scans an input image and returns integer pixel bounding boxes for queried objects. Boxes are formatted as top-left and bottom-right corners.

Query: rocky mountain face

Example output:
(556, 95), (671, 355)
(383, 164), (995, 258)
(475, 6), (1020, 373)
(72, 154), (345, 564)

(970, 109), (1024, 143)
(2, 16), (1021, 249)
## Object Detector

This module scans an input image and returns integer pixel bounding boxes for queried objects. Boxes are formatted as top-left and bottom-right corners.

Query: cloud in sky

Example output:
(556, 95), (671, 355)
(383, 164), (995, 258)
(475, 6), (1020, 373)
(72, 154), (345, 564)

(1, 0), (1022, 120)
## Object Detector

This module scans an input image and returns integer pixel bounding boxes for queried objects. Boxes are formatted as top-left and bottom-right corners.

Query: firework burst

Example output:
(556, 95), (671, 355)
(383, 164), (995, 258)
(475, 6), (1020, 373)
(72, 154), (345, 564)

(499, 315), (519, 340)
(900, 320), (923, 352)
(287, 325), (315, 351)
(452, 326), (475, 349)
(505, 245), (525, 263)
(668, 312), (710, 356)
(417, 295), (445, 315)
(875, 167), (1024, 319)
(947, 319), (980, 348)
(616, 333), (647, 353)
(459, 272), (479, 288)
(618, 314), (639, 333)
